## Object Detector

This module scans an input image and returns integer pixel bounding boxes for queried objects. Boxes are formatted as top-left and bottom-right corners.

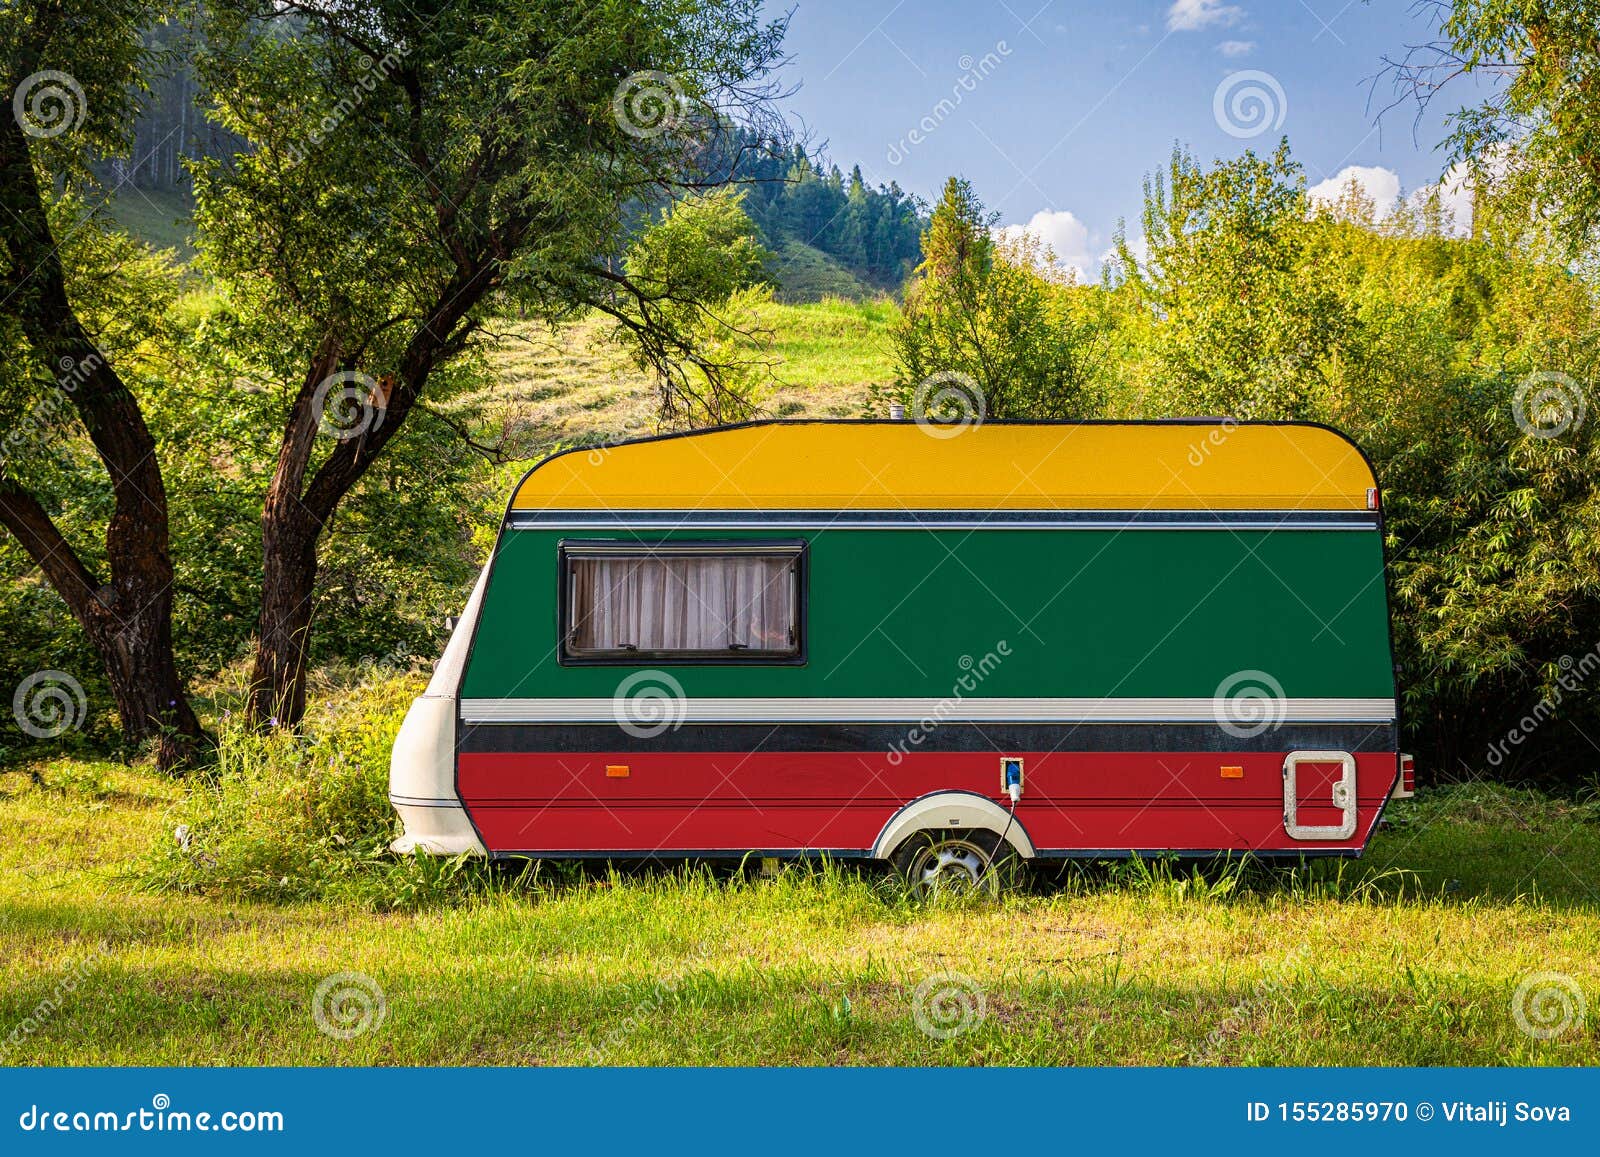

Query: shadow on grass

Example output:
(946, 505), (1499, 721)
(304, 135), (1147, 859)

(2, 950), (1592, 1067)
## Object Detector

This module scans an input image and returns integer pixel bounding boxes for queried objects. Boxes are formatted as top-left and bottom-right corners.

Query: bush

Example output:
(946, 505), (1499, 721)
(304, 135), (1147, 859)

(143, 671), (493, 909)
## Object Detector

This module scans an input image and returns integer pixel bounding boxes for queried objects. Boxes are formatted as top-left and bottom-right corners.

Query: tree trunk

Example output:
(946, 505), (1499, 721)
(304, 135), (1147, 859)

(0, 114), (206, 773)
(245, 265), (492, 729)
(248, 500), (321, 727)
(246, 332), (343, 728)
(0, 481), (204, 771)
(89, 577), (205, 771)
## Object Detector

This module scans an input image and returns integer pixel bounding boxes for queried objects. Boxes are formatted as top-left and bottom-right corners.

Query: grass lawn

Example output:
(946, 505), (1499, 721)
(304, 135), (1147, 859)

(104, 188), (197, 262)
(475, 298), (897, 457)
(2, 758), (1597, 1066)
(768, 239), (878, 304)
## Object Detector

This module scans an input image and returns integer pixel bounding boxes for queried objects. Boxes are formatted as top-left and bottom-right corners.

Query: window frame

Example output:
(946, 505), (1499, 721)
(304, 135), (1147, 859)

(556, 538), (809, 667)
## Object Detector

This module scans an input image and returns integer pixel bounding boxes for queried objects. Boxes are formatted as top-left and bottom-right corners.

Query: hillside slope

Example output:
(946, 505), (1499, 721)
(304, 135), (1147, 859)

(770, 240), (876, 303)
(474, 298), (900, 455)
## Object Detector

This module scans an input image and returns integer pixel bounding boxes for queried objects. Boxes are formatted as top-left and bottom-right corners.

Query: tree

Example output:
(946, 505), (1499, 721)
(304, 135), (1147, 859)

(0, 0), (208, 769)
(1389, 0), (1600, 256)
(1110, 139), (1600, 784)
(189, 0), (788, 727)
(1110, 143), (1352, 419)
(877, 176), (1108, 422)
(615, 188), (776, 423)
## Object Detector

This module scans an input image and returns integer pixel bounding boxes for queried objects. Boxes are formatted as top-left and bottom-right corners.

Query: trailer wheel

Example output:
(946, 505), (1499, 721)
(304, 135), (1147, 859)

(890, 828), (1018, 898)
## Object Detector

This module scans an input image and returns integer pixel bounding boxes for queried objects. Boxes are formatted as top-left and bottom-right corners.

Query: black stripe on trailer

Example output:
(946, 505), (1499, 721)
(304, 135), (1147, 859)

(457, 720), (1399, 755)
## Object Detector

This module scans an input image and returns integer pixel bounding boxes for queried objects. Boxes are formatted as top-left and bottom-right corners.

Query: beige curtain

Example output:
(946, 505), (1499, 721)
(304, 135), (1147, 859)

(569, 555), (794, 653)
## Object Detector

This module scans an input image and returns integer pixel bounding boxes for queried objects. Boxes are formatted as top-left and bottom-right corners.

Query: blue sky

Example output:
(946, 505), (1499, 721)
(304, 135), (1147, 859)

(764, 0), (1490, 274)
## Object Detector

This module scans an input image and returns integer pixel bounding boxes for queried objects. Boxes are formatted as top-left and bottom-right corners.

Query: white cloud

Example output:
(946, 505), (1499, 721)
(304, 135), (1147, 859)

(1099, 232), (1148, 274)
(1167, 0), (1244, 32)
(1416, 150), (1513, 236)
(1310, 162), (1485, 236)
(1216, 39), (1255, 56)
(1308, 165), (1402, 218)
(997, 208), (1097, 280)
(1430, 161), (1476, 236)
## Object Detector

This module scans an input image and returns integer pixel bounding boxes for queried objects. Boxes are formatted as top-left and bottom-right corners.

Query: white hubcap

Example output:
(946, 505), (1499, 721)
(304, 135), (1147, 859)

(912, 841), (993, 895)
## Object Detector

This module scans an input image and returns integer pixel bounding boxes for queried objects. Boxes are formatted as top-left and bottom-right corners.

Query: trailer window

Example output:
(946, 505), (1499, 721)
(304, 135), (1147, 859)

(561, 542), (804, 663)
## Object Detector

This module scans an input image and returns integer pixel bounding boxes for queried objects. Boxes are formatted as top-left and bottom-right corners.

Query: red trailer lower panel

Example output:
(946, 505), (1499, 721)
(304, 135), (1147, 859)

(457, 750), (1398, 856)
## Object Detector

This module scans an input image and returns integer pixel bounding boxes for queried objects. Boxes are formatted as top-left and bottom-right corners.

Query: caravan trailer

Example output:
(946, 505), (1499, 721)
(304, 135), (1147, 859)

(390, 421), (1412, 889)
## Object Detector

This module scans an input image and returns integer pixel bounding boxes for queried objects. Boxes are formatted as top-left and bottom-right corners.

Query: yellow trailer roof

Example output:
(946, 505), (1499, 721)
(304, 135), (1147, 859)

(510, 421), (1376, 512)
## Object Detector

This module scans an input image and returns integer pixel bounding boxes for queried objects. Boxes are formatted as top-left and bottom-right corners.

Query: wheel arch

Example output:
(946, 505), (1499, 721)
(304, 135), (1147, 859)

(870, 790), (1036, 861)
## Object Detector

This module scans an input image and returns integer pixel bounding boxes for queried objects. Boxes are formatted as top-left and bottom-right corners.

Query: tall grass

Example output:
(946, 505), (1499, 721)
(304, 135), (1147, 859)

(6, 728), (1597, 1063)
(143, 672), (491, 909)
(137, 665), (1600, 922)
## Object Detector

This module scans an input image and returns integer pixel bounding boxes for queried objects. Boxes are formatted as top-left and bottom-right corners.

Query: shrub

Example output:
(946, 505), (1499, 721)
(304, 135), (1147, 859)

(143, 671), (493, 909)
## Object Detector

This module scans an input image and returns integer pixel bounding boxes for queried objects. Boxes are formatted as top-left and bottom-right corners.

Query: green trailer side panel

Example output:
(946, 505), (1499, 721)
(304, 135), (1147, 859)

(460, 528), (1394, 700)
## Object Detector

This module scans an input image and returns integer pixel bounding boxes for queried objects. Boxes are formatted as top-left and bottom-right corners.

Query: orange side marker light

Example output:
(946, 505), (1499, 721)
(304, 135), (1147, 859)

(1220, 765), (1244, 779)
(606, 765), (630, 778)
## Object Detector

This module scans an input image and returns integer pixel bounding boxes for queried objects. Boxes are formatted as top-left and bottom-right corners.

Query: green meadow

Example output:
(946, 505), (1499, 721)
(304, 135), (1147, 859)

(474, 296), (897, 454)
(2, 684), (1596, 1066)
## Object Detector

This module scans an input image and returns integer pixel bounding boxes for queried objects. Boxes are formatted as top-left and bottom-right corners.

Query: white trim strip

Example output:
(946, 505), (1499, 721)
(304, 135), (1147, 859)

(459, 697), (1397, 725)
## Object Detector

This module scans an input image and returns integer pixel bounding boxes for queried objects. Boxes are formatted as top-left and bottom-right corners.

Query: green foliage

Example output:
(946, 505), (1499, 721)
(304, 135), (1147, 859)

(707, 136), (925, 292)
(1113, 143), (1351, 419)
(142, 672), (492, 909)
(192, 0), (788, 417)
(157, 277), (497, 673)
(615, 189), (779, 423)
(0, 0), (159, 174)
(1421, 0), (1600, 256)
(1107, 143), (1600, 782)
(626, 188), (773, 300)
(874, 176), (1111, 421)
(172, 4), (790, 727)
